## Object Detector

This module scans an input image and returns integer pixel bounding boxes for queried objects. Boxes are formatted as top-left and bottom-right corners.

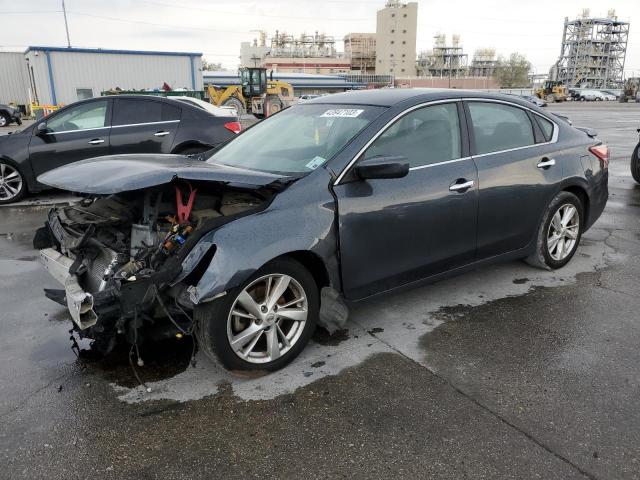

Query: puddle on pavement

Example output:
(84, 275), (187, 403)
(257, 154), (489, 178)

(81, 337), (195, 388)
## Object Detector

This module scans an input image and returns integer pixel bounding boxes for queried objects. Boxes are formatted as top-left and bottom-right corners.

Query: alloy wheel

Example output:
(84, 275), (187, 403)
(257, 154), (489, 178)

(0, 163), (23, 201)
(547, 204), (580, 261)
(0, 116), (7, 127)
(226, 273), (308, 364)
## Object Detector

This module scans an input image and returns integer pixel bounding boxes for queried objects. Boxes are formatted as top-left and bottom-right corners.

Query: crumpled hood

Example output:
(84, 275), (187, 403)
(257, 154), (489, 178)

(37, 154), (290, 194)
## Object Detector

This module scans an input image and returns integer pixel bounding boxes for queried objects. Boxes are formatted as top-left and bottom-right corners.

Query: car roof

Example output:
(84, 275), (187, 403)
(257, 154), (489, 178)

(304, 88), (537, 108)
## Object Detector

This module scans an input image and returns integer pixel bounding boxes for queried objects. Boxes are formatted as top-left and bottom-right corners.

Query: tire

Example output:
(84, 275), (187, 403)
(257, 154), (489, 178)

(195, 257), (319, 371)
(222, 97), (244, 116)
(545, 94), (555, 103)
(525, 191), (584, 270)
(0, 159), (27, 204)
(580, 97), (586, 102)
(264, 97), (283, 117)
(0, 113), (9, 128)
(631, 143), (640, 184)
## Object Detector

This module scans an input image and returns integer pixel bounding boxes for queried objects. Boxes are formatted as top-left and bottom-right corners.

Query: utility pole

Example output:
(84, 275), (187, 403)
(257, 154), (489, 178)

(62, 0), (71, 48)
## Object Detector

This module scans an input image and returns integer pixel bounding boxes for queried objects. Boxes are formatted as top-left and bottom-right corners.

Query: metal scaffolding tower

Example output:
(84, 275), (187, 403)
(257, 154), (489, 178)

(269, 31), (338, 58)
(470, 48), (497, 77)
(417, 34), (468, 78)
(553, 9), (629, 88)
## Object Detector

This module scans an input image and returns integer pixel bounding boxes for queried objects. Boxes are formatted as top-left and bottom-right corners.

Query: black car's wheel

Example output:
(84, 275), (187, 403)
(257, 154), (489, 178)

(0, 160), (27, 204)
(0, 113), (9, 127)
(195, 257), (318, 371)
(525, 191), (584, 270)
(631, 143), (640, 184)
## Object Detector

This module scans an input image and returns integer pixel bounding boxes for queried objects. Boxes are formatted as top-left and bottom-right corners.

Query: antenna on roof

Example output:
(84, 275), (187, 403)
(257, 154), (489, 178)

(62, 0), (71, 48)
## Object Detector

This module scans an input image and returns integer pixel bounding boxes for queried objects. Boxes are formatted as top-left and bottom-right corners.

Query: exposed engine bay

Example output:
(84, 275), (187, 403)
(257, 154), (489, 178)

(35, 180), (274, 355)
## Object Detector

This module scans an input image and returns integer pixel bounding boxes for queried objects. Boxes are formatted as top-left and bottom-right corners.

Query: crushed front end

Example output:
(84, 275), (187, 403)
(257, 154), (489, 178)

(34, 181), (271, 354)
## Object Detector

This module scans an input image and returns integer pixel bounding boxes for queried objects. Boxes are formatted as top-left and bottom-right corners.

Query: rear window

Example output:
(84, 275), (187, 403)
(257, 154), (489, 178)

(113, 99), (180, 126)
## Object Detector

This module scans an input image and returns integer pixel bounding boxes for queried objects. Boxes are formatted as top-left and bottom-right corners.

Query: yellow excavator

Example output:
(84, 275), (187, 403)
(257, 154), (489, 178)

(207, 67), (294, 118)
(534, 80), (568, 103)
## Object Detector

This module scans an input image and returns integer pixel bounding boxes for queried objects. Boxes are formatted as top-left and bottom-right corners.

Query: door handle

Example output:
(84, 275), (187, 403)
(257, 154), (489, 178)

(88, 139), (105, 145)
(154, 131), (170, 137)
(449, 179), (475, 193)
(537, 158), (556, 169)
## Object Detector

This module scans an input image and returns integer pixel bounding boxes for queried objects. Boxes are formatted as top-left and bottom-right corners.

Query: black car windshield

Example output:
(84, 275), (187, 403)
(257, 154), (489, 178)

(207, 103), (386, 174)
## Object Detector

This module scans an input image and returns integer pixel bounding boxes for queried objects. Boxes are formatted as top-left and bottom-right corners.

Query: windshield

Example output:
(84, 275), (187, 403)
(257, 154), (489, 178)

(207, 103), (386, 175)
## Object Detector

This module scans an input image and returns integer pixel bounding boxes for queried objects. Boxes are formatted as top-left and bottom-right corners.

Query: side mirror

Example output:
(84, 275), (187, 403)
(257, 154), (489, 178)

(355, 156), (409, 180)
(36, 122), (48, 135)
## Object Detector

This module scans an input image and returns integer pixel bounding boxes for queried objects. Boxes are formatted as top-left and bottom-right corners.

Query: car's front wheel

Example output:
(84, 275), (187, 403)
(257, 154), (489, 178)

(195, 257), (318, 371)
(0, 113), (9, 127)
(0, 160), (27, 204)
(525, 191), (584, 270)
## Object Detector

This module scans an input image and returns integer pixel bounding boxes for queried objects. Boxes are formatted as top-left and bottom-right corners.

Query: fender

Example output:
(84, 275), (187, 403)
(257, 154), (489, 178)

(180, 169), (340, 304)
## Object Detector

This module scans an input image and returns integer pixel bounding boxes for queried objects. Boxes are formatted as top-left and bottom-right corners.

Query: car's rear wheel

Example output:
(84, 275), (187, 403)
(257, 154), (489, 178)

(631, 143), (640, 184)
(0, 113), (9, 127)
(195, 257), (318, 371)
(525, 191), (583, 270)
(0, 160), (26, 204)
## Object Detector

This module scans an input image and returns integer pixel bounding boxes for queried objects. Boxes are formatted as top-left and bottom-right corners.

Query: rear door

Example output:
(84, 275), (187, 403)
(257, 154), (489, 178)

(466, 100), (563, 258)
(334, 102), (479, 299)
(109, 98), (181, 154)
(29, 99), (112, 177)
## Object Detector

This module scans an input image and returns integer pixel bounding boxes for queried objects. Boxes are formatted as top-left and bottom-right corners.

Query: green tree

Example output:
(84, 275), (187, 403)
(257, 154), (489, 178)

(494, 53), (531, 88)
(201, 60), (225, 71)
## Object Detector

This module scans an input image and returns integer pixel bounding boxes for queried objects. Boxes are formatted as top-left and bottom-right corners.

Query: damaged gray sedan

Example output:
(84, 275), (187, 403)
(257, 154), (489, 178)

(35, 89), (608, 371)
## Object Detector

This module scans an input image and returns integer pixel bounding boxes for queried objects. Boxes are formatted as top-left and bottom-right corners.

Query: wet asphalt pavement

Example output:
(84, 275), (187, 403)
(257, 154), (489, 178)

(1, 103), (639, 479)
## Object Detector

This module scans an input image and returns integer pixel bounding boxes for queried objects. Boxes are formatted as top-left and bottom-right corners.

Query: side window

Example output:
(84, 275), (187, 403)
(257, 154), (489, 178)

(46, 100), (108, 132)
(364, 103), (461, 168)
(535, 115), (554, 142)
(468, 102), (535, 155)
(113, 99), (179, 126)
(162, 103), (181, 121)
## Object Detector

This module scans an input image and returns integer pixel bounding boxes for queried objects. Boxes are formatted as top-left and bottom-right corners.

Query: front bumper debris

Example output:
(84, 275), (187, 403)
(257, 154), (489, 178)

(39, 248), (97, 329)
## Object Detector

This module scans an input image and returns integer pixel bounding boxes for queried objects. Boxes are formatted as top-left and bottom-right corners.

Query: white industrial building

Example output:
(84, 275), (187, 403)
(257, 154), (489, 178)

(0, 46), (203, 107)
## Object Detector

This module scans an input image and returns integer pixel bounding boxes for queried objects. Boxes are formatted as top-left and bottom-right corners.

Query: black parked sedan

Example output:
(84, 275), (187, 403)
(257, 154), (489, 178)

(36, 89), (608, 372)
(0, 95), (240, 204)
(0, 104), (22, 128)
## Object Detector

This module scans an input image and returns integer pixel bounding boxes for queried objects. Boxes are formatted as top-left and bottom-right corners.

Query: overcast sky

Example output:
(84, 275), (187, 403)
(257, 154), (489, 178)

(1, 0), (639, 75)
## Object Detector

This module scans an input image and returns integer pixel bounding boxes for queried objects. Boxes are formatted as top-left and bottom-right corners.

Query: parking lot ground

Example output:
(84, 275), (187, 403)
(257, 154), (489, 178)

(1, 102), (639, 479)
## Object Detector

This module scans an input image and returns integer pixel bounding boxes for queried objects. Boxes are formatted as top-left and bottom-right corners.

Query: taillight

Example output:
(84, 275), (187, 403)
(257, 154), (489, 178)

(224, 121), (241, 134)
(589, 144), (609, 169)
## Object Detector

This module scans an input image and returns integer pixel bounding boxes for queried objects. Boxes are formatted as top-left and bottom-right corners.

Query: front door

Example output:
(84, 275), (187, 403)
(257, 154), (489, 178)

(333, 102), (479, 300)
(109, 98), (181, 155)
(29, 99), (111, 177)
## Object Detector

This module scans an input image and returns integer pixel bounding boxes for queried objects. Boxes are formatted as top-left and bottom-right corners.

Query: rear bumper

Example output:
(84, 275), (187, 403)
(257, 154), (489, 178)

(586, 170), (609, 230)
(39, 248), (98, 329)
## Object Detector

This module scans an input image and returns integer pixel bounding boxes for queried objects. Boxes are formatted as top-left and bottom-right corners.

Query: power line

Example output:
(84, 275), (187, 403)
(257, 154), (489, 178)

(137, 0), (372, 21)
(67, 11), (252, 35)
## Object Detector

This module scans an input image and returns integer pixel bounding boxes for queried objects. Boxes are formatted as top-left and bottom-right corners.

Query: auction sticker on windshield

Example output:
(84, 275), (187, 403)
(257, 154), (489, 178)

(305, 156), (327, 170)
(320, 109), (364, 118)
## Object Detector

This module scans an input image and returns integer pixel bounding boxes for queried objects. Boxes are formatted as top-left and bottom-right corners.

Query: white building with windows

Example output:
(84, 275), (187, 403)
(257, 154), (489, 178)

(1, 46), (203, 108)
